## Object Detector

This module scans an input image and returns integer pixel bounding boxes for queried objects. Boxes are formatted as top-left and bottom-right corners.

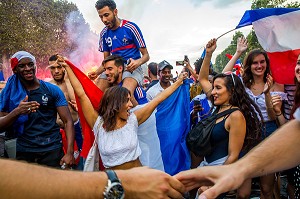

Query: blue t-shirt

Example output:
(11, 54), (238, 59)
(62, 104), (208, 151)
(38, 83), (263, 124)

(99, 20), (146, 61)
(118, 82), (148, 105)
(17, 80), (68, 152)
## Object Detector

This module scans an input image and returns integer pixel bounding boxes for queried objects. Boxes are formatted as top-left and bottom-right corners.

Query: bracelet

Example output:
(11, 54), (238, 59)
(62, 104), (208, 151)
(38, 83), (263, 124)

(276, 112), (282, 117)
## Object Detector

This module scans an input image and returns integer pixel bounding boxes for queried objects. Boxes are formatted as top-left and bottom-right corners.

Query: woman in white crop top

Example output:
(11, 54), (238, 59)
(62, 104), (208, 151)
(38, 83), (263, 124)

(60, 55), (188, 170)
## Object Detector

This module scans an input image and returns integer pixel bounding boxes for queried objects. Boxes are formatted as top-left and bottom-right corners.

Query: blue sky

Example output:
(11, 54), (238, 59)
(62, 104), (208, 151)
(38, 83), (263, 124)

(69, 0), (252, 74)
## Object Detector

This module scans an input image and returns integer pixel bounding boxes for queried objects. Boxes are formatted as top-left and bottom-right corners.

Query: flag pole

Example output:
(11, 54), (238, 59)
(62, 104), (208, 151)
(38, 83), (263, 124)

(216, 28), (236, 40)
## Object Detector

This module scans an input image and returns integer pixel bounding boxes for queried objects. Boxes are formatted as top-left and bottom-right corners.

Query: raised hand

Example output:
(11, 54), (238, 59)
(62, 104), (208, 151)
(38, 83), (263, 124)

(205, 38), (217, 55)
(236, 37), (248, 54)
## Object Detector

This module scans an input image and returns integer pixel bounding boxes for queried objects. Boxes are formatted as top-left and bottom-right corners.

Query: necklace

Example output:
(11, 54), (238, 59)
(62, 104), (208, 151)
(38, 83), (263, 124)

(220, 104), (231, 107)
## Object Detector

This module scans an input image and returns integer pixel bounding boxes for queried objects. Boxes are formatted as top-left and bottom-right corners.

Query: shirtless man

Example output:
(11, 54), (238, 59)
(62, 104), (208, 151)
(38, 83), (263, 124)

(48, 55), (83, 160)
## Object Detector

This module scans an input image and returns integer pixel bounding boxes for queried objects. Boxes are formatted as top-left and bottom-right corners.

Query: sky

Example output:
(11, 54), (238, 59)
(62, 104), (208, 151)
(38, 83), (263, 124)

(68, 0), (252, 75)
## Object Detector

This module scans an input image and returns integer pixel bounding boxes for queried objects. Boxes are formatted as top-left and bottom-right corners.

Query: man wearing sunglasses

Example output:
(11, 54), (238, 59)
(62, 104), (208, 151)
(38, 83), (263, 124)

(0, 51), (75, 169)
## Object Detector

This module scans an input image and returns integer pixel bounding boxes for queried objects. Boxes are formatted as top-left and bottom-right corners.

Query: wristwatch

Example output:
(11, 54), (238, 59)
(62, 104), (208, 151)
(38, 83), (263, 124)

(103, 170), (125, 199)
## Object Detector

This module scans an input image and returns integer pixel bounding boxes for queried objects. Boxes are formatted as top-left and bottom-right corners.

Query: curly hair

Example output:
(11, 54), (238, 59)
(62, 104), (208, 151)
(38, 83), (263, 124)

(242, 49), (271, 89)
(95, 0), (116, 11)
(210, 73), (263, 152)
(98, 86), (131, 131)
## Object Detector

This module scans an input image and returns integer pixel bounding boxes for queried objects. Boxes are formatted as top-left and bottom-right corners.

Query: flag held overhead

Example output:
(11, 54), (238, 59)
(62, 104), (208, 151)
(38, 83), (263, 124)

(236, 8), (300, 84)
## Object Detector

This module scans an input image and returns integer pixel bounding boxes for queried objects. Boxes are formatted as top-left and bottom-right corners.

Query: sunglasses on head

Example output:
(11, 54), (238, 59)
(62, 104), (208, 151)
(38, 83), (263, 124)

(223, 71), (236, 87)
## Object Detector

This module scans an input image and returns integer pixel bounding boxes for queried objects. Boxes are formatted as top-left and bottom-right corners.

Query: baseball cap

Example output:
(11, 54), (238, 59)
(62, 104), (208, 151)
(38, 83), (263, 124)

(158, 60), (173, 71)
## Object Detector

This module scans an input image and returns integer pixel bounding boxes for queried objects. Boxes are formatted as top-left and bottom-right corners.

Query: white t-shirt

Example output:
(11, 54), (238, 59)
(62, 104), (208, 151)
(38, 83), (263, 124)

(93, 113), (141, 168)
(146, 81), (173, 101)
(146, 82), (164, 101)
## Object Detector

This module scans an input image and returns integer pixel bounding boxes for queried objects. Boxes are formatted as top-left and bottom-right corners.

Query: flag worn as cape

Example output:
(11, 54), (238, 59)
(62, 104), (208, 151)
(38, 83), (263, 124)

(65, 60), (104, 163)
(236, 8), (300, 84)
(155, 80), (191, 175)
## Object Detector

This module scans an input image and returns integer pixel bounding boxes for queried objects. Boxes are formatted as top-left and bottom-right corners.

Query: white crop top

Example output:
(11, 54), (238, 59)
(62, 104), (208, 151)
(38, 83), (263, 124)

(93, 113), (141, 168)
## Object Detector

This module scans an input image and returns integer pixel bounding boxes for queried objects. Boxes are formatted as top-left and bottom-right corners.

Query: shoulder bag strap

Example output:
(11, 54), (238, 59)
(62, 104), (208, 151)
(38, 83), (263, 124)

(216, 108), (239, 119)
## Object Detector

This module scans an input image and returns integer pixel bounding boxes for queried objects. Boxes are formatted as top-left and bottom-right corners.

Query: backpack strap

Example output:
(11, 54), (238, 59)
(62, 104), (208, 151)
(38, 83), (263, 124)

(216, 108), (239, 119)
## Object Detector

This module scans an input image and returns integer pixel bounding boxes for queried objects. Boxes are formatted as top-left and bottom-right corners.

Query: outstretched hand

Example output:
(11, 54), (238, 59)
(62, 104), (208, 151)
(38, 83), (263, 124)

(117, 167), (186, 199)
(175, 165), (246, 199)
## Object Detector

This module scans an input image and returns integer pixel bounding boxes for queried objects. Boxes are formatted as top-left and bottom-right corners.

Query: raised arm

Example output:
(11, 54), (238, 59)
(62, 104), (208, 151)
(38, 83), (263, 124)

(135, 72), (188, 125)
(222, 37), (248, 73)
(198, 39), (216, 97)
(184, 60), (198, 80)
(59, 57), (98, 129)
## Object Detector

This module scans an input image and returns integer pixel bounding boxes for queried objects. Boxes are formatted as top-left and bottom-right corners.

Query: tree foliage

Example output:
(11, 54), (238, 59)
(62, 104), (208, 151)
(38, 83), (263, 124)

(214, 31), (244, 73)
(0, 0), (90, 78)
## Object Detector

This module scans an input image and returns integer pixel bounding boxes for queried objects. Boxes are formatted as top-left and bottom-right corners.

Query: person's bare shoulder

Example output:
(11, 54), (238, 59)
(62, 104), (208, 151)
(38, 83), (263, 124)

(49, 79), (57, 85)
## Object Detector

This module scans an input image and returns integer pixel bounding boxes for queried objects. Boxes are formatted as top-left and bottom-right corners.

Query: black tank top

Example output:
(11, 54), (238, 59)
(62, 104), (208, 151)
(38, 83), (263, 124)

(205, 117), (229, 163)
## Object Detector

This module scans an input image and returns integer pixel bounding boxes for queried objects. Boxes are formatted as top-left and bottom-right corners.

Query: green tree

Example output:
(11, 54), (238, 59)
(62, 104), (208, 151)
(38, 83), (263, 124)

(214, 31), (244, 73)
(0, 0), (89, 78)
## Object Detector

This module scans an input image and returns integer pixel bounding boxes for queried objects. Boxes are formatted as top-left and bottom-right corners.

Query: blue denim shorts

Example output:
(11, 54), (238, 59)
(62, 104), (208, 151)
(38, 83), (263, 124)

(261, 120), (278, 139)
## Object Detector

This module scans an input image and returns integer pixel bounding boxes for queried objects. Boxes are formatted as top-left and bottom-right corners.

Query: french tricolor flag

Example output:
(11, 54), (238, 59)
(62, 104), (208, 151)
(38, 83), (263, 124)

(236, 8), (300, 84)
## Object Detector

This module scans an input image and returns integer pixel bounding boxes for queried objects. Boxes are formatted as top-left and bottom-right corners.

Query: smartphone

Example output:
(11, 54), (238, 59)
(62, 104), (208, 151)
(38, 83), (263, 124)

(176, 61), (184, 66)
(184, 55), (188, 62)
(194, 99), (200, 106)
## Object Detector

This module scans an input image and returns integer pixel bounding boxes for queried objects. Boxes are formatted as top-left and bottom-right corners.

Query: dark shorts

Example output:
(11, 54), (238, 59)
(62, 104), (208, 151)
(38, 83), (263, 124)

(261, 120), (278, 139)
(16, 147), (64, 168)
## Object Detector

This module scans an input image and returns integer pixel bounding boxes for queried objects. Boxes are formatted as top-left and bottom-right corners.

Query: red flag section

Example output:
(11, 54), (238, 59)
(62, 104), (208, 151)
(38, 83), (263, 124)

(268, 50), (300, 84)
(65, 60), (104, 170)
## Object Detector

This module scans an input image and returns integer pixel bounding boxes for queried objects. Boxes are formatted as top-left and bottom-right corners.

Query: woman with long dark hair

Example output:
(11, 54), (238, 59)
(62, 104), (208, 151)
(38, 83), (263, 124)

(223, 37), (286, 199)
(58, 56), (187, 170)
(195, 38), (262, 198)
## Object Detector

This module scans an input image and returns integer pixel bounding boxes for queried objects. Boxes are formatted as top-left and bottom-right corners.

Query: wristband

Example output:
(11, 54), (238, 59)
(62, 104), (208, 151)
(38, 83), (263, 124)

(276, 112), (282, 117)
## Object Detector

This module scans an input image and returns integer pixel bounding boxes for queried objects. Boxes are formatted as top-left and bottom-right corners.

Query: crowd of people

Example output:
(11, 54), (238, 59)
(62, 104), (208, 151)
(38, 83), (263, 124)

(1, 0), (300, 199)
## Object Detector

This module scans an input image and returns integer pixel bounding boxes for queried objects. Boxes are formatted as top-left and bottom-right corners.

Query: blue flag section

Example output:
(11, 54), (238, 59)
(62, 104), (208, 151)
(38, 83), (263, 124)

(155, 80), (191, 175)
(236, 8), (300, 29)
